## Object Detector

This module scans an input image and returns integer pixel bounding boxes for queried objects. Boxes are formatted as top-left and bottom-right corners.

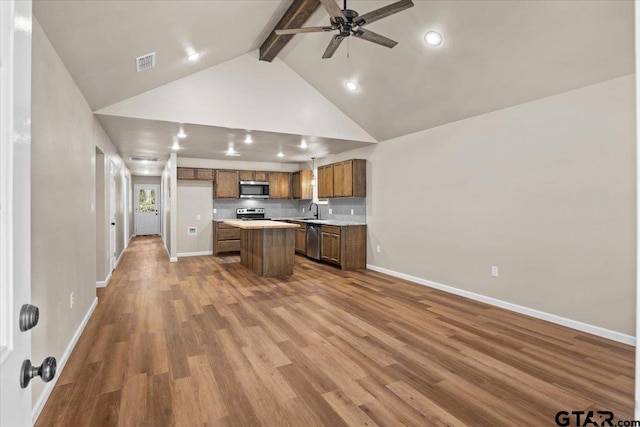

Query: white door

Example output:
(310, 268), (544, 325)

(134, 184), (160, 235)
(109, 162), (117, 270)
(1, 1), (34, 426)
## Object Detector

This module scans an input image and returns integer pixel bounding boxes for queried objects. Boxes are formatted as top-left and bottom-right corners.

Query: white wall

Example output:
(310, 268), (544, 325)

(177, 181), (213, 256)
(336, 75), (636, 338)
(31, 17), (129, 409)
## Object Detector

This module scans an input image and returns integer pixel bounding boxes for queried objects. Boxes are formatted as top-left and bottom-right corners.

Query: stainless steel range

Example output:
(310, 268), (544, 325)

(236, 208), (270, 221)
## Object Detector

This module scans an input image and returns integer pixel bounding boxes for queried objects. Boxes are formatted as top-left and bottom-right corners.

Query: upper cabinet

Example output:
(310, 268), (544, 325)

(292, 170), (313, 200)
(317, 164), (334, 198)
(239, 170), (269, 182)
(318, 159), (366, 198)
(177, 167), (214, 181)
(269, 172), (290, 199)
(214, 170), (239, 199)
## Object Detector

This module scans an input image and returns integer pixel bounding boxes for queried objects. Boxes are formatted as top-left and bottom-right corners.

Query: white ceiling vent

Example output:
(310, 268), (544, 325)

(135, 52), (156, 72)
(129, 156), (159, 162)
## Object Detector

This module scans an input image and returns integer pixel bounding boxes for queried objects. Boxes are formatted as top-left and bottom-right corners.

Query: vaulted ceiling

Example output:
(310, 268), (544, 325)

(33, 0), (634, 175)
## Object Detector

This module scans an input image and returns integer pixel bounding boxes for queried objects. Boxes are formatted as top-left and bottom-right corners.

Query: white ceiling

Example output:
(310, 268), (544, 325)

(97, 115), (373, 175)
(34, 0), (635, 174)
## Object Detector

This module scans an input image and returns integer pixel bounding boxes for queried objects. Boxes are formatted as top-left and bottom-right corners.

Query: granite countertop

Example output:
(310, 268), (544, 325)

(271, 218), (367, 227)
(222, 220), (300, 229)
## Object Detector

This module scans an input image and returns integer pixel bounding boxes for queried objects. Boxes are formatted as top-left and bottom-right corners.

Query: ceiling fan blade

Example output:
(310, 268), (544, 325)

(322, 35), (344, 59)
(319, 0), (346, 23)
(355, 0), (414, 26)
(276, 26), (334, 35)
(353, 29), (398, 48)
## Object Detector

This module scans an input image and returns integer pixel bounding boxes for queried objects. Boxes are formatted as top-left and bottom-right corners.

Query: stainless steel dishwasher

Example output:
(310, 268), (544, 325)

(306, 223), (321, 260)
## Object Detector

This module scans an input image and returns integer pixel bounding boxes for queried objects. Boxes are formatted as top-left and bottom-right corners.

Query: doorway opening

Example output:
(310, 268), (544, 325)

(134, 184), (161, 235)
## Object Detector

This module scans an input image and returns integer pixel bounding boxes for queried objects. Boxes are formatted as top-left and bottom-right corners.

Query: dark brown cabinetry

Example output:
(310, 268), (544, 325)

(213, 221), (241, 254)
(214, 170), (239, 199)
(239, 170), (269, 182)
(319, 159), (365, 198)
(269, 172), (290, 199)
(291, 170), (313, 200)
(317, 165), (334, 198)
(177, 167), (214, 181)
(320, 224), (366, 269)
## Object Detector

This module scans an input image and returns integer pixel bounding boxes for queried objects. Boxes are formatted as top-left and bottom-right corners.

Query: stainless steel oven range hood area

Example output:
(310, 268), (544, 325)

(239, 181), (269, 199)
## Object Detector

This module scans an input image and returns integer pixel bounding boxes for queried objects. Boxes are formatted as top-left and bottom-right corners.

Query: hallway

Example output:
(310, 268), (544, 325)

(35, 236), (634, 426)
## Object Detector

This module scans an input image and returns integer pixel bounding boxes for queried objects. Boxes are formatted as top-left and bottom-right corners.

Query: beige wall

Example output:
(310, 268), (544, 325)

(333, 75), (636, 336)
(177, 181), (213, 255)
(31, 18), (129, 403)
(132, 175), (161, 185)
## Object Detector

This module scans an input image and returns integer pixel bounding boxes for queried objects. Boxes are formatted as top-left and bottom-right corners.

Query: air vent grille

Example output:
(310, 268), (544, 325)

(136, 52), (156, 72)
(129, 156), (159, 162)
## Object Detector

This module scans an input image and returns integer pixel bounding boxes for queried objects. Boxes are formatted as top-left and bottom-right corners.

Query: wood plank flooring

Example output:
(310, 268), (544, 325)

(36, 236), (634, 426)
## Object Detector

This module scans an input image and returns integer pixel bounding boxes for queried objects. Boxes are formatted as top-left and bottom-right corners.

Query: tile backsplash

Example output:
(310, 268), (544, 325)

(212, 197), (366, 222)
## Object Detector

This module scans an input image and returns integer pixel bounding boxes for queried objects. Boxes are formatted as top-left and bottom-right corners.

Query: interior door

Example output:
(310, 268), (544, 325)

(0, 1), (34, 425)
(135, 184), (160, 235)
(109, 162), (117, 270)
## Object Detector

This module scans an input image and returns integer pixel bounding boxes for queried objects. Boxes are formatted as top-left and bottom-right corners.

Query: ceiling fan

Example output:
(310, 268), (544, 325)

(275, 0), (414, 59)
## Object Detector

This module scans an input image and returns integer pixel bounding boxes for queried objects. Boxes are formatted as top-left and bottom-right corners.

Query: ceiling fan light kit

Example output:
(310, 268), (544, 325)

(275, 0), (414, 58)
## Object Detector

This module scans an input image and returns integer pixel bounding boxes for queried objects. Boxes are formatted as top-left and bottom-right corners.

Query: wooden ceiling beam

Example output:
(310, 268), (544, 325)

(259, 0), (321, 62)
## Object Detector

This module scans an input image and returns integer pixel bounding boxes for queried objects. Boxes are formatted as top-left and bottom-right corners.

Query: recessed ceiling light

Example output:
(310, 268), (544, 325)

(187, 52), (201, 61)
(277, 152), (284, 158)
(424, 31), (442, 46)
(177, 130), (187, 139)
(172, 142), (180, 150)
(300, 139), (308, 149)
(345, 81), (358, 92)
(244, 135), (253, 144)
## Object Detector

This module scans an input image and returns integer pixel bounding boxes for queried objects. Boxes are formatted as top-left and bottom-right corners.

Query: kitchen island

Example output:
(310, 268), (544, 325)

(222, 220), (300, 277)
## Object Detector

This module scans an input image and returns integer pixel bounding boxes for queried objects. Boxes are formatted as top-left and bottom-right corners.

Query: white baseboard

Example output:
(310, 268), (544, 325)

(96, 270), (112, 288)
(177, 250), (213, 258)
(33, 297), (98, 424)
(366, 264), (635, 346)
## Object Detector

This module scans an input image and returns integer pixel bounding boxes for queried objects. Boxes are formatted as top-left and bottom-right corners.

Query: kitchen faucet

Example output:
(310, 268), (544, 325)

(309, 202), (319, 219)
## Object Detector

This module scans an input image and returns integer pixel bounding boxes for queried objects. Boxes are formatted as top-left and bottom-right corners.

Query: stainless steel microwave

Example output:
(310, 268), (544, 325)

(239, 181), (269, 199)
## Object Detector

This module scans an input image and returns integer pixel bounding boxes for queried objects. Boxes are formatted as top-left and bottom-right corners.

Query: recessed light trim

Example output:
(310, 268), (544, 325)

(345, 81), (358, 92)
(244, 135), (253, 144)
(277, 152), (284, 158)
(424, 31), (442, 46)
(300, 140), (308, 149)
(187, 52), (201, 61)
(177, 131), (187, 139)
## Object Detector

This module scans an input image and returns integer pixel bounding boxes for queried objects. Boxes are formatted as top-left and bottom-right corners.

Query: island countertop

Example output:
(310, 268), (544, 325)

(222, 220), (300, 229)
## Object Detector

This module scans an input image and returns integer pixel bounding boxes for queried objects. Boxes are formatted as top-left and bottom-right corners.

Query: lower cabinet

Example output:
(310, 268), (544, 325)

(320, 225), (366, 270)
(294, 224), (306, 254)
(213, 221), (240, 254)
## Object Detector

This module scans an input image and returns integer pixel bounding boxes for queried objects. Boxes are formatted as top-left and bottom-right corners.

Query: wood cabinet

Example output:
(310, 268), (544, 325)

(320, 224), (366, 270)
(291, 170), (313, 200)
(317, 165), (334, 198)
(177, 167), (215, 181)
(293, 223), (306, 254)
(213, 221), (241, 254)
(317, 160), (365, 198)
(214, 170), (239, 199)
(239, 170), (269, 182)
(269, 172), (290, 199)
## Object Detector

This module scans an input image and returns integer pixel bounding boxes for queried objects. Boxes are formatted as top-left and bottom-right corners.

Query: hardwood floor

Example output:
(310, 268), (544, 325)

(36, 236), (634, 426)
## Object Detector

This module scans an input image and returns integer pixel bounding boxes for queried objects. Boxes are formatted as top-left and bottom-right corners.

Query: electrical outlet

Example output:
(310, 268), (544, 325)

(491, 266), (499, 277)
(197, 214), (201, 220)
(213, 208), (217, 214)
(329, 209), (332, 214)
(350, 209), (354, 215)
(70, 292), (74, 309)
(376, 245), (381, 253)
(90, 202), (95, 213)
(302, 208), (305, 213)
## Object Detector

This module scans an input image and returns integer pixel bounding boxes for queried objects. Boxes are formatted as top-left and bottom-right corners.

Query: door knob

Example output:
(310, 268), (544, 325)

(111, 222), (116, 226)
(19, 304), (39, 331)
(20, 357), (57, 388)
